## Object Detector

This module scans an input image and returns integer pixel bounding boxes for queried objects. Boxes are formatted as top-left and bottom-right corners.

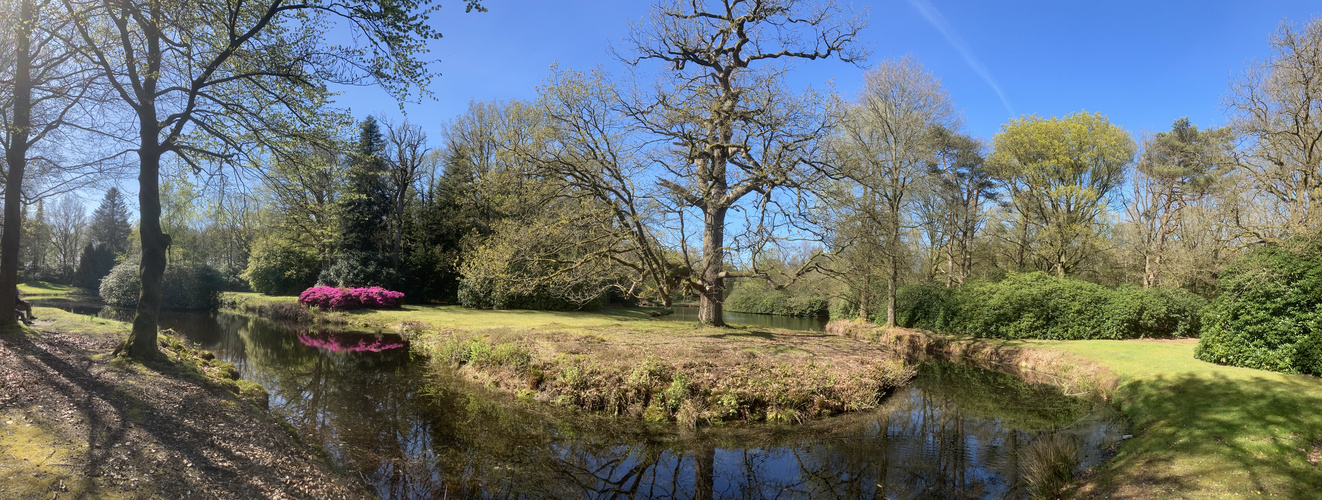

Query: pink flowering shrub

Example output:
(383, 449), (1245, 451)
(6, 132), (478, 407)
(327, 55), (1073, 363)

(298, 286), (405, 310)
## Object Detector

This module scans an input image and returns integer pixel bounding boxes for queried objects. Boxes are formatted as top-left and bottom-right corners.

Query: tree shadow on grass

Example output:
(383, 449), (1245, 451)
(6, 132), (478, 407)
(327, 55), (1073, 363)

(1075, 371), (1322, 499)
(0, 332), (298, 497)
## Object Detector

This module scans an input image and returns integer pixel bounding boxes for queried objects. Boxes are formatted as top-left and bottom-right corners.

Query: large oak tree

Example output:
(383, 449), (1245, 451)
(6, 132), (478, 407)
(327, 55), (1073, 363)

(620, 0), (864, 326)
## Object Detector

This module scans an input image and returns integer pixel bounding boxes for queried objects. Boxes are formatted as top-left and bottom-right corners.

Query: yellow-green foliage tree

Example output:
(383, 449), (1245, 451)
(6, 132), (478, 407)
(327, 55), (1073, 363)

(989, 112), (1135, 278)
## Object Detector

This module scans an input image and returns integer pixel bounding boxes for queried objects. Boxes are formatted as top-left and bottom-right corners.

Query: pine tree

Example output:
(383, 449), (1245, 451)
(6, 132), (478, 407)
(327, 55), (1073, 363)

(90, 187), (132, 253)
(339, 117), (392, 255)
(74, 188), (133, 288)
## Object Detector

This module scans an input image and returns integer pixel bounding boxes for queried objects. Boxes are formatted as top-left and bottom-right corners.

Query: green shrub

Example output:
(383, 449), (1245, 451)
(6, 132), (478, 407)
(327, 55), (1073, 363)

(724, 280), (828, 317)
(100, 260), (224, 311)
(317, 251), (399, 289)
(899, 272), (1206, 340)
(456, 277), (606, 311)
(1196, 243), (1322, 376)
(243, 238), (319, 295)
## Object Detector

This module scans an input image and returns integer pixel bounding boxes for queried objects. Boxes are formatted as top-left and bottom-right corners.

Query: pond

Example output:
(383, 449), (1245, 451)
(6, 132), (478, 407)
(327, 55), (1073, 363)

(662, 305), (830, 332)
(42, 303), (1122, 499)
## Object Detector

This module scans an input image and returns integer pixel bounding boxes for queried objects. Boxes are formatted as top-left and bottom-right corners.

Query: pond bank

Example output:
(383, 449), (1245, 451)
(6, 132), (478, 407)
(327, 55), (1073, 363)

(0, 307), (369, 499)
(225, 293), (917, 426)
(831, 318), (1322, 499)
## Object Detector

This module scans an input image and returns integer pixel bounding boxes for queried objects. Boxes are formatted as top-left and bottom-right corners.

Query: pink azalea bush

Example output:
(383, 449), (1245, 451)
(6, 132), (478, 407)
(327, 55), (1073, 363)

(298, 286), (405, 310)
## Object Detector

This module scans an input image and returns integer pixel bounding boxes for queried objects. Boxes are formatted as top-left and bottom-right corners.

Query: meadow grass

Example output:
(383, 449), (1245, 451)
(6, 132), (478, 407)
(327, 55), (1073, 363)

(1011, 339), (1322, 499)
(18, 280), (79, 298)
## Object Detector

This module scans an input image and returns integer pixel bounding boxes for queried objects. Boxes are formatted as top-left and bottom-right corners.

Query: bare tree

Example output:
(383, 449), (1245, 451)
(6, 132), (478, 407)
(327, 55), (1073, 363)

(834, 57), (956, 326)
(1226, 18), (1322, 239)
(0, 0), (103, 328)
(619, 0), (865, 326)
(46, 194), (85, 279)
(384, 120), (432, 272)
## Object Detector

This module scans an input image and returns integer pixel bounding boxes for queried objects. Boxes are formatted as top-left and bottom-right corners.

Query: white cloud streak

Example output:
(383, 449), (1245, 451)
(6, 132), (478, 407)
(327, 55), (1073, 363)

(906, 0), (1014, 115)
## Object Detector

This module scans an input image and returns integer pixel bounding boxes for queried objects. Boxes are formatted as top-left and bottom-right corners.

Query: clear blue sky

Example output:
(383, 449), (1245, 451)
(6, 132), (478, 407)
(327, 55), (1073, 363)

(333, 0), (1322, 144)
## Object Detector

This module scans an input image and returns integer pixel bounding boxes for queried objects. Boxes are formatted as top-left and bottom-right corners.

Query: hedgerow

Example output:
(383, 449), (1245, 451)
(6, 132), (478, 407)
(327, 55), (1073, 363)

(900, 272), (1205, 340)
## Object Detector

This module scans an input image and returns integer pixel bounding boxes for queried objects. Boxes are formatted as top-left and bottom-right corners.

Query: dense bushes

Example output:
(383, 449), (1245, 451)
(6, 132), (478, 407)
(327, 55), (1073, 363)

(901, 272), (1206, 340)
(298, 286), (405, 310)
(243, 239), (320, 295)
(724, 280), (829, 317)
(100, 260), (224, 310)
(1196, 243), (1322, 376)
(456, 279), (607, 311)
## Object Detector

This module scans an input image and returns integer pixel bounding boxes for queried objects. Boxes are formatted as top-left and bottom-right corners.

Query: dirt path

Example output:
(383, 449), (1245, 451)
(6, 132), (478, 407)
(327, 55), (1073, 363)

(0, 321), (368, 499)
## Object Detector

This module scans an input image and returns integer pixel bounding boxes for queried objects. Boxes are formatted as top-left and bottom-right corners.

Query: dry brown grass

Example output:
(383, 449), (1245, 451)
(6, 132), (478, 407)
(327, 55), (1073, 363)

(825, 319), (1120, 401)
(413, 321), (916, 425)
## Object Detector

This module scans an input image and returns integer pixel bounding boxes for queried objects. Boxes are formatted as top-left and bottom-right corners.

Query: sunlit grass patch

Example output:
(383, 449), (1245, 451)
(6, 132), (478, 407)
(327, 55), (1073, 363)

(18, 280), (80, 298)
(1014, 339), (1322, 499)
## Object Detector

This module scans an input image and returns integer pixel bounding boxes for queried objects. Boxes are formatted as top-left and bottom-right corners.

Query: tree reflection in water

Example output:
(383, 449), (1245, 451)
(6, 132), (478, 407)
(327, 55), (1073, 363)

(163, 312), (1120, 500)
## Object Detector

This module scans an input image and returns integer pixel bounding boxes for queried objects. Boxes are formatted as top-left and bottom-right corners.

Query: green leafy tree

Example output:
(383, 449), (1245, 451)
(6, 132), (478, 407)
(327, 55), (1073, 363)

(73, 187), (132, 288)
(1127, 118), (1233, 288)
(64, 0), (484, 359)
(340, 116), (392, 256)
(989, 112), (1135, 278)
(834, 57), (957, 326)
(88, 187), (131, 254)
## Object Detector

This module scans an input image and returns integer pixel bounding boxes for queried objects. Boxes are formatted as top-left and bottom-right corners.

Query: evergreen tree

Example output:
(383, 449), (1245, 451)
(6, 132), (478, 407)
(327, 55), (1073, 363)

(339, 117), (392, 255)
(74, 188), (133, 289)
(322, 117), (397, 288)
(90, 187), (132, 253)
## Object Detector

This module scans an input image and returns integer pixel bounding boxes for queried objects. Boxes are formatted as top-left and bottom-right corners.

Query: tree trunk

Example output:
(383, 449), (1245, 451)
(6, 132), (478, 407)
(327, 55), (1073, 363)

(886, 258), (898, 327)
(125, 143), (167, 360)
(857, 274), (870, 322)
(698, 206), (727, 327)
(0, 0), (33, 330)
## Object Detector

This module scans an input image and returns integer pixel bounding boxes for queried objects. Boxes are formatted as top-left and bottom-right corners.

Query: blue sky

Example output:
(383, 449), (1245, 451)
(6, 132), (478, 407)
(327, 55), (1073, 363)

(333, 0), (1322, 144)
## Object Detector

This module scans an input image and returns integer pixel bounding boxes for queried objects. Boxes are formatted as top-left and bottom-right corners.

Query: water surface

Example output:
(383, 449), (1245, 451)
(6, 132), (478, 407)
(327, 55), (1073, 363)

(41, 302), (1121, 499)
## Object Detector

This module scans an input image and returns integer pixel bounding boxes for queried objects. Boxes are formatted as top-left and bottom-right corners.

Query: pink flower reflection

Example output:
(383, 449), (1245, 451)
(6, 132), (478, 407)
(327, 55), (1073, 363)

(297, 332), (406, 352)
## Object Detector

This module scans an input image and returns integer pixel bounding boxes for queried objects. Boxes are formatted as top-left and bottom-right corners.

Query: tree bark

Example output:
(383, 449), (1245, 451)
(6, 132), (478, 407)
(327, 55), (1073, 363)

(0, 0), (34, 330)
(124, 16), (166, 360)
(886, 258), (898, 327)
(698, 206), (727, 327)
(857, 274), (870, 322)
(125, 143), (167, 360)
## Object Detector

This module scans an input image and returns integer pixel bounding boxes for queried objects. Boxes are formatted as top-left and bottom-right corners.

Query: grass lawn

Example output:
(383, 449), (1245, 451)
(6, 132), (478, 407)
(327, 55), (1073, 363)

(18, 280), (80, 299)
(1010, 339), (1322, 499)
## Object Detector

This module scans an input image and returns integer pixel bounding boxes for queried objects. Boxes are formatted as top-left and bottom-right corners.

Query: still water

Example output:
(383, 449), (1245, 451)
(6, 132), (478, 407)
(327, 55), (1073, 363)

(661, 305), (829, 332)
(50, 304), (1121, 499)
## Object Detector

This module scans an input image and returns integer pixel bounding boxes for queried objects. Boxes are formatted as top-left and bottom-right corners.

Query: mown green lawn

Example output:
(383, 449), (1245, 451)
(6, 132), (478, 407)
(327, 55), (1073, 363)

(1013, 339), (1322, 499)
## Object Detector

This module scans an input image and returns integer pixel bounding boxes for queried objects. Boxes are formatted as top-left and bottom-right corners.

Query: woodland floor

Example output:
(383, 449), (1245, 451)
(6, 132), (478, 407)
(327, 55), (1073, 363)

(0, 307), (370, 500)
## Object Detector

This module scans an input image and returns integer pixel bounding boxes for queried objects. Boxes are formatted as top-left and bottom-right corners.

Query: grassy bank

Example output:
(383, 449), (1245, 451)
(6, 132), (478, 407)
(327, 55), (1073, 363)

(0, 305), (369, 498)
(828, 319), (1322, 498)
(225, 293), (915, 426)
(1012, 339), (1322, 499)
